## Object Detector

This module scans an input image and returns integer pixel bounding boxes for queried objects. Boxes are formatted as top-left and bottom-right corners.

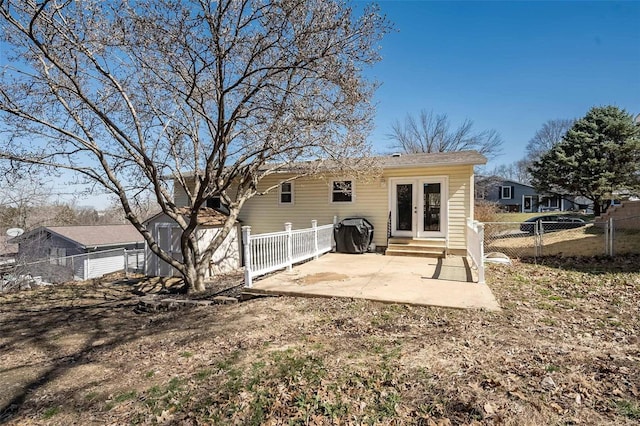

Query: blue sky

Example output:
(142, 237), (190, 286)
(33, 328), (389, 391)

(365, 0), (640, 167)
(32, 1), (640, 208)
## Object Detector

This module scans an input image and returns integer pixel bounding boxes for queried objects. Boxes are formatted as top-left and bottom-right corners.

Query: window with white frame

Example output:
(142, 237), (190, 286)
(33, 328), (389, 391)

(500, 186), (512, 199)
(279, 181), (294, 204)
(331, 180), (353, 203)
(544, 197), (559, 208)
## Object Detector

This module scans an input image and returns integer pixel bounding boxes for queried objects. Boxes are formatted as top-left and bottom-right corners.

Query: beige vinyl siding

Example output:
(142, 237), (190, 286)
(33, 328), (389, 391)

(238, 174), (389, 246)
(173, 179), (191, 207)
(175, 164), (474, 251)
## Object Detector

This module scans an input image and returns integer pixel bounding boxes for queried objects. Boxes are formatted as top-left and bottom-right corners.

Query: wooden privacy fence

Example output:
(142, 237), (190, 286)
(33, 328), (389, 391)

(466, 218), (485, 284)
(242, 220), (334, 287)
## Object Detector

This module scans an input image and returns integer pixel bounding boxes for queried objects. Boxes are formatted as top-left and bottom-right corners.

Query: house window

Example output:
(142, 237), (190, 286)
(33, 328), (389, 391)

(206, 196), (231, 215)
(49, 247), (66, 259)
(500, 186), (512, 199)
(279, 182), (294, 204)
(544, 197), (559, 209)
(49, 247), (66, 265)
(207, 197), (221, 209)
(331, 180), (354, 203)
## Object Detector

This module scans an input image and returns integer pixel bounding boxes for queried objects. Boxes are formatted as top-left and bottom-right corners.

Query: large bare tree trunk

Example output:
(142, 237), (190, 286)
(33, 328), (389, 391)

(184, 262), (206, 294)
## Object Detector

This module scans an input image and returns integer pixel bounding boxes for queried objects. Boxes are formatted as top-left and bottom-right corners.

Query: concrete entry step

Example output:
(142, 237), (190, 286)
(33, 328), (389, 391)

(386, 237), (446, 258)
(385, 248), (445, 258)
(388, 237), (446, 247)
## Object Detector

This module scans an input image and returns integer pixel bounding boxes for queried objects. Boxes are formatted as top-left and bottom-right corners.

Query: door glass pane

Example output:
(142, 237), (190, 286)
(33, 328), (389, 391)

(423, 183), (441, 232)
(396, 184), (413, 231)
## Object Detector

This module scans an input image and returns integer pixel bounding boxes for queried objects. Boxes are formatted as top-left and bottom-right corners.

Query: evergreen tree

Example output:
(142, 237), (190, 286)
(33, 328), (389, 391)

(529, 106), (640, 216)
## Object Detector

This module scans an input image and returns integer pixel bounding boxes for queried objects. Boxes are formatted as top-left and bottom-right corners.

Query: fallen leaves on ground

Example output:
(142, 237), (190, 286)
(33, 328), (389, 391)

(0, 256), (639, 425)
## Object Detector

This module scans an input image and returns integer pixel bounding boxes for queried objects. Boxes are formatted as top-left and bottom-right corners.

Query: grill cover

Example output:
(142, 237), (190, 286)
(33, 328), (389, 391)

(334, 218), (374, 254)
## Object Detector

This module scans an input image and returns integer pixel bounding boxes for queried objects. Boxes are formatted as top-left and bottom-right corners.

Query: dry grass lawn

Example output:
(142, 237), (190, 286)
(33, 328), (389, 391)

(486, 225), (640, 258)
(1, 257), (639, 425)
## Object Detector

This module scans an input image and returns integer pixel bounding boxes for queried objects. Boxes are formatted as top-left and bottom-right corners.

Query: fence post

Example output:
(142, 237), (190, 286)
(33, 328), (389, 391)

(535, 219), (542, 259)
(477, 221), (485, 285)
(124, 249), (129, 278)
(604, 220), (609, 256)
(609, 217), (614, 256)
(86, 252), (91, 280)
(242, 226), (252, 288)
(312, 220), (319, 259)
(285, 222), (293, 271)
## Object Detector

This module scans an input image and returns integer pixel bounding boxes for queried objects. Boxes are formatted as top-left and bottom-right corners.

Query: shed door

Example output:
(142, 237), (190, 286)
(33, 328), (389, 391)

(157, 225), (181, 277)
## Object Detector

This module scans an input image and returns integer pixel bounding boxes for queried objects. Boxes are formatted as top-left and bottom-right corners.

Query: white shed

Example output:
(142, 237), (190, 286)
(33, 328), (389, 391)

(144, 208), (241, 278)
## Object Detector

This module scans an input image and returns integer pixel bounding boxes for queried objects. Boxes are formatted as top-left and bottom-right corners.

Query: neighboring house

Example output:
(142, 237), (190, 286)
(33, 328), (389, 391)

(10, 224), (144, 281)
(144, 208), (241, 277)
(478, 178), (566, 213)
(12, 224), (144, 259)
(172, 151), (487, 258)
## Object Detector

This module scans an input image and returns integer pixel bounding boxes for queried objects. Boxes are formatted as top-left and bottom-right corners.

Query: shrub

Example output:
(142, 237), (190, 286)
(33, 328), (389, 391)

(475, 201), (500, 222)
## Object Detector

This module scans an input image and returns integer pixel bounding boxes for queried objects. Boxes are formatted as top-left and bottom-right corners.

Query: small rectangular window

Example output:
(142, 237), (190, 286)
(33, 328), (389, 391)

(279, 182), (293, 204)
(544, 197), (559, 208)
(206, 197), (221, 209)
(332, 180), (353, 203)
(500, 186), (512, 199)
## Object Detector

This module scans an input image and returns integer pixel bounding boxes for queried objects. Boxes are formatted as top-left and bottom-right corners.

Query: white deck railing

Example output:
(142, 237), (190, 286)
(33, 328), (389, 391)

(466, 218), (485, 284)
(242, 220), (333, 287)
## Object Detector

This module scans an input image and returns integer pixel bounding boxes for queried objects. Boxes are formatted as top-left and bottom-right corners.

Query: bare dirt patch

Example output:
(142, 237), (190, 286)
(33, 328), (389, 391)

(1, 257), (639, 424)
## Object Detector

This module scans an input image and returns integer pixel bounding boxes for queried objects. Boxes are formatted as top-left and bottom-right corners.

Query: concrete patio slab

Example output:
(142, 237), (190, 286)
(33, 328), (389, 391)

(249, 253), (501, 311)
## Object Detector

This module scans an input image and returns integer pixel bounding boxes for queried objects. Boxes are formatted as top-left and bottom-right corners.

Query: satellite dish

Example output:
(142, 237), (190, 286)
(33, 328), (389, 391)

(6, 228), (24, 237)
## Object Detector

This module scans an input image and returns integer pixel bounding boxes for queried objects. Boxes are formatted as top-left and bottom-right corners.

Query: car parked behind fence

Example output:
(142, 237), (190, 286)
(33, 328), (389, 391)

(520, 215), (587, 234)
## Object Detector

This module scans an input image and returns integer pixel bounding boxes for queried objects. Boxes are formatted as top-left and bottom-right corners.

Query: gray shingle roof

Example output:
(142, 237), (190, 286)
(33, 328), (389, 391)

(145, 208), (233, 227)
(172, 150), (486, 178)
(378, 151), (487, 168)
(37, 225), (143, 248)
(265, 150), (487, 173)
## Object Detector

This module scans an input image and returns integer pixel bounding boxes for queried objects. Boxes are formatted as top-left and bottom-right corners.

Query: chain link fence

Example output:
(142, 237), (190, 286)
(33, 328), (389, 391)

(483, 216), (640, 260)
(1, 248), (145, 292)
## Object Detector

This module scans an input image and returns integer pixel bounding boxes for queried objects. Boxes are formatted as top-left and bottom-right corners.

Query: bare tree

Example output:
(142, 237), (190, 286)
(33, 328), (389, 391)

(0, 179), (51, 230)
(525, 118), (575, 161)
(0, 0), (389, 292)
(488, 159), (531, 184)
(388, 110), (503, 159)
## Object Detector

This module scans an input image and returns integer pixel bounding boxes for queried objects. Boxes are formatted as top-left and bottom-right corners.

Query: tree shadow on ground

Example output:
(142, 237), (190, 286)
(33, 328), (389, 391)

(0, 276), (241, 422)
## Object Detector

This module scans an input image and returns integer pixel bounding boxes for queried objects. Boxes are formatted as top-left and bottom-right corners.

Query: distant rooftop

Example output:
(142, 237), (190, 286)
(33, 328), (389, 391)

(16, 224), (144, 248)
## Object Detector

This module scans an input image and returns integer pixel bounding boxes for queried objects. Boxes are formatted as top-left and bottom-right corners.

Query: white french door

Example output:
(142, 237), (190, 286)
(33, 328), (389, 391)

(390, 177), (447, 238)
